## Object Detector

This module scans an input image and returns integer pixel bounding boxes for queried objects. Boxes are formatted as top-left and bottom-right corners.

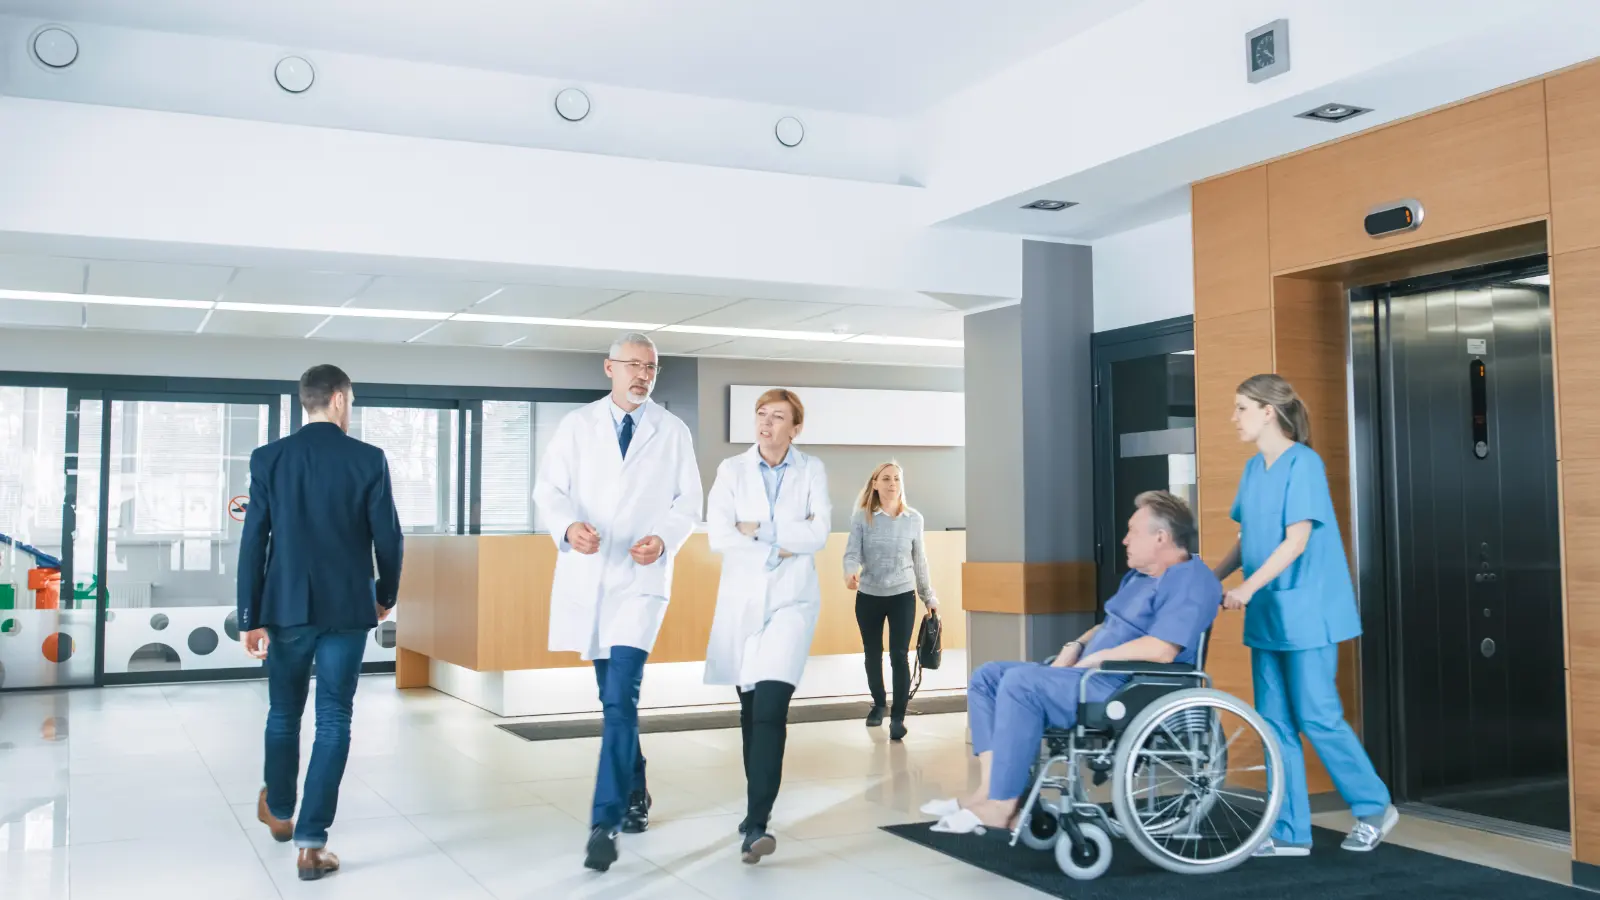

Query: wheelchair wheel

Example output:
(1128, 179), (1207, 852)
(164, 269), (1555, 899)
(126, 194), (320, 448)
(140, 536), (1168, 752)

(1018, 799), (1060, 850)
(1111, 688), (1283, 876)
(1054, 821), (1112, 880)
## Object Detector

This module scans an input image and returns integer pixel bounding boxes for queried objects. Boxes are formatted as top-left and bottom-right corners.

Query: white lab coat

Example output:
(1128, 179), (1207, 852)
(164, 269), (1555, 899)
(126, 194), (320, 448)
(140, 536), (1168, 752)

(533, 398), (703, 661)
(703, 445), (831, 689)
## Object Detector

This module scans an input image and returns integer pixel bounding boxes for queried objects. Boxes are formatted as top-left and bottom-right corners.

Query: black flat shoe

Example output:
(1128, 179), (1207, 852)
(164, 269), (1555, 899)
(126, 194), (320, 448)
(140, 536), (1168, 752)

(621, 790), (652, 834)
(889, 719), (908, 741)
(866, 705), (886, 727)
(740, 825), (777, 864)
(584, 825), (618, 872)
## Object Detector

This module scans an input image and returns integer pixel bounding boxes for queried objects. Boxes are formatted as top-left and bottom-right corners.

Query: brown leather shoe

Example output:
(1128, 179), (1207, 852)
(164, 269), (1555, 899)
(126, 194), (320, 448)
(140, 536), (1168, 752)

(297, 848), (340, 881)
(257, 788), (293, 843)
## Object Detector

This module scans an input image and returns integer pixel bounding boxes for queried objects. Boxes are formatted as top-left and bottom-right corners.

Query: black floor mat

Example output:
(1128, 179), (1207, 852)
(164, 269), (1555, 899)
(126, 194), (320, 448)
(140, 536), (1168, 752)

(497, 694), (966, 742)
(1424, 780), (1570, 833)
(882, 821), (1587, 899)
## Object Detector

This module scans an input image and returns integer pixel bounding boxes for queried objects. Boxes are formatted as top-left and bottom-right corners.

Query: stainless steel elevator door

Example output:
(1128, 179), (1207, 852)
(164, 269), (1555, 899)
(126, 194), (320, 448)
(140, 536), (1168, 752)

(1383, 280), (1565, 800)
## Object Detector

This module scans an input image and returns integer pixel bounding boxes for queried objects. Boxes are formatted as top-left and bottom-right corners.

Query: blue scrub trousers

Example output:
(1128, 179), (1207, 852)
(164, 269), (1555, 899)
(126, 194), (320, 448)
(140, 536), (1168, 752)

(1253, 645), (1390, 844)
(591, 646), (649, 829)
(968, 661), (1085, 801)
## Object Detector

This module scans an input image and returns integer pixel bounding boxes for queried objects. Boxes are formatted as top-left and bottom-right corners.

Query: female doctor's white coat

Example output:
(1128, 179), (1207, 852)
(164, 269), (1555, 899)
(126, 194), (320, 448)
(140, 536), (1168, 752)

(532, 398), (703, 661)
(703, 445), (832, 689)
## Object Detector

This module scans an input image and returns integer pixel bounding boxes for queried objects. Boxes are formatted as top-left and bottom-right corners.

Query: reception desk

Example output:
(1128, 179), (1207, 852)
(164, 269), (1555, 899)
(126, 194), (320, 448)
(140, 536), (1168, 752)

(395, 530), (968, 716)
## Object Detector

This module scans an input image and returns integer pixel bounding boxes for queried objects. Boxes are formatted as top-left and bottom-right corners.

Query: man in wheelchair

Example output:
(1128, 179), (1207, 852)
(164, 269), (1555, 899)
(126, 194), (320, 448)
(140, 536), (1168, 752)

(927, 490), (1221, 835)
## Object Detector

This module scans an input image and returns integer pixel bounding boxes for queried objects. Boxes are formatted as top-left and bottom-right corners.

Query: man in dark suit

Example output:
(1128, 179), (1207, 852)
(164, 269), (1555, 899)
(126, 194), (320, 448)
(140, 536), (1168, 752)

(237, 364), (403, 882)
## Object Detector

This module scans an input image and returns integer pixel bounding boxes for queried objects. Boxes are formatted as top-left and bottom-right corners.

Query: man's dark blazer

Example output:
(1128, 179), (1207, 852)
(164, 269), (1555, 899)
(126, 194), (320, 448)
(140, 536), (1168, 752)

(237, 421), (404, 632)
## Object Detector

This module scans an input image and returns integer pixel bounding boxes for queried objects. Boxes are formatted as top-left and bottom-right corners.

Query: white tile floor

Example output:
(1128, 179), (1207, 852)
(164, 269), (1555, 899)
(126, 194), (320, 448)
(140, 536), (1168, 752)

(0, 676), (1579, 899)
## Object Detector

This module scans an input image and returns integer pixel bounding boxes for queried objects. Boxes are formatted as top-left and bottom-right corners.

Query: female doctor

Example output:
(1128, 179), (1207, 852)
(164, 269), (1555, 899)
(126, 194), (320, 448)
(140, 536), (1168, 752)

(1213, 374), (1397, 858)
(704, 388), (831, 866)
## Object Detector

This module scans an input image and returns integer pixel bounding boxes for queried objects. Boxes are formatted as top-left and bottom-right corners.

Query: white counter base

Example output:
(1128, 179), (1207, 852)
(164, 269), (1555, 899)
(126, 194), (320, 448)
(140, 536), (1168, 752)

(428, 650), (969, 718)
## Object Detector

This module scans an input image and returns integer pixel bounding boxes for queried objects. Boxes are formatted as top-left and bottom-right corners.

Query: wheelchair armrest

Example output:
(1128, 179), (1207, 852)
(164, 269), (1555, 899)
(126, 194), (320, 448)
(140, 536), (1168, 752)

(1097, 661), (1201, 675)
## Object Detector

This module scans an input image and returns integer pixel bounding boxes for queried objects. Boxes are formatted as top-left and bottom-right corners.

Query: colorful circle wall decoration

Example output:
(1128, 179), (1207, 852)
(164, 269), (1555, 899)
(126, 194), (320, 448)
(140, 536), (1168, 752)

(42, 632), (74, 663)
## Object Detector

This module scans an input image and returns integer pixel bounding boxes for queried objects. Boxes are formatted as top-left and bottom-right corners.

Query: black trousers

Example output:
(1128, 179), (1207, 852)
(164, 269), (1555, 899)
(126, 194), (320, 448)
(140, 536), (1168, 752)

(738, 680), (795, 830)
(855, 590), (916, 720)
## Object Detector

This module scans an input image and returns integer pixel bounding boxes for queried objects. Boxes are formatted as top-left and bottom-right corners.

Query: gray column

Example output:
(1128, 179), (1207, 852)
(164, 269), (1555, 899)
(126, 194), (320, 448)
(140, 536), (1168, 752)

(964, 241), (1097, 670)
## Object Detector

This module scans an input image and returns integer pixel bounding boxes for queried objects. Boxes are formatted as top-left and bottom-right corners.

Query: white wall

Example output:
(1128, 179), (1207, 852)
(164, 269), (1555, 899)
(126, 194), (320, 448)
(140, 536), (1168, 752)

(1091, 213), (1194, 333)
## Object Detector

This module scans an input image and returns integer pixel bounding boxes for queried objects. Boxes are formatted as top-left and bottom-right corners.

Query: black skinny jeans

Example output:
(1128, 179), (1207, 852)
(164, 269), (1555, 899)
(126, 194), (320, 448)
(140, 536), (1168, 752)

(738, 680), (795, 830)
(855, 590), (916, 720)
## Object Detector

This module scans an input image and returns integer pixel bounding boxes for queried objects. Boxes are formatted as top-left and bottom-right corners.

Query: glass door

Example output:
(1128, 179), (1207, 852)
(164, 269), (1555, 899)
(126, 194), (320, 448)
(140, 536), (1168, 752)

(0, 387), (97, 689)
(1092, 319), (1196, 604)
(95, 395), (278, 683)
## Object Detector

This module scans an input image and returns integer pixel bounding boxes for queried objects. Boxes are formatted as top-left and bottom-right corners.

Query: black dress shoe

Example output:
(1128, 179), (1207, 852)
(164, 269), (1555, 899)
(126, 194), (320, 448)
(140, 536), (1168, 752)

(865, 705), (886, 727)
(740, 825), (777, 864)
(621, 790), (652, 834)
(889, 718), (908, 741)
(737, 817), (750, 835)
(584, 826), (619, 872)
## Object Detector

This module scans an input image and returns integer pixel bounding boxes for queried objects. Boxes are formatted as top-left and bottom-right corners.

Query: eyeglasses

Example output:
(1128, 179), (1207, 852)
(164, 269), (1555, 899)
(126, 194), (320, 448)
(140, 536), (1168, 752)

(609, 358), (662, 375)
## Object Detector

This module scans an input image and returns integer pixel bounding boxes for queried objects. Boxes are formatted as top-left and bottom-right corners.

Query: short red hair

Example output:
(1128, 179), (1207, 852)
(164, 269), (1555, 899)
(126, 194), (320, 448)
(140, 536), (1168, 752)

(755, 388), (805, 426)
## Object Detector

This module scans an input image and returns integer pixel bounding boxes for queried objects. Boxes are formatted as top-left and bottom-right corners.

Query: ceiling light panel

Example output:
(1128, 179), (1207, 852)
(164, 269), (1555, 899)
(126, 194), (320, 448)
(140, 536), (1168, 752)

(0, 255), (87, 293)
(203, 308), (329, 338)
(85, 305), (209, 333)
(453, 312), (658, 330)
(347, 276), (498, 312)
(214, 301), (450, 319)
(673, 298), (846, 330)
(657, 323), (849, 342)
(578, 292), (738, 325)
(471, 284), (627, 319)
(0, 288), (211, 309)
(86, 260), (235, 301)
(223, 269), (376, 305)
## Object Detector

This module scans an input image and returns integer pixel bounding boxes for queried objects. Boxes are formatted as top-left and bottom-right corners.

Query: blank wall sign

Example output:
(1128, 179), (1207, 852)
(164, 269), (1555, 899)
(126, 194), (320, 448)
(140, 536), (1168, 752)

(728, 385), (965, 447)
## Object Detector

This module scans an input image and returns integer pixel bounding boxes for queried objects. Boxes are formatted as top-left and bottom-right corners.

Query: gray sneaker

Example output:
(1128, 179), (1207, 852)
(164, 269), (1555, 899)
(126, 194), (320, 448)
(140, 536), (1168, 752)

(1342, 805), (1399, 852)
(1252, 838), (1312, 858)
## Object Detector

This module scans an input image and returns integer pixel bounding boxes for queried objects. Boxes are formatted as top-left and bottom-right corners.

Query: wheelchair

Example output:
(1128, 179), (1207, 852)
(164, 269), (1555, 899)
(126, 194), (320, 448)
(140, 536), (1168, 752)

(1008, 639), (1285, 881)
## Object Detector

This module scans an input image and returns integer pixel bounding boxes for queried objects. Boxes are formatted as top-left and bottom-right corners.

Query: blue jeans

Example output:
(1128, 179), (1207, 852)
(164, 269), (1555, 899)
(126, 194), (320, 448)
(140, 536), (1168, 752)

(1253, 646), (1391, 844)
(262, 624), (369, 849)
(592, 646), (649, 829)
(968, 661), (1092, 801)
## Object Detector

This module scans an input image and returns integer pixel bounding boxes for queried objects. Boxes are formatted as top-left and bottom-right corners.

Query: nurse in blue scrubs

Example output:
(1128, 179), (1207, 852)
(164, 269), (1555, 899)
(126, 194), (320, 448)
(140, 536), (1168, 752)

(1212, 374), (1398, 858)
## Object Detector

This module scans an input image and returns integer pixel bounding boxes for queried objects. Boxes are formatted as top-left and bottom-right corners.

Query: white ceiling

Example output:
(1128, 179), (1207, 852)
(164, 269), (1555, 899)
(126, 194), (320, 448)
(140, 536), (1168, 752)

(0, 254), (965, 367)
(6, 0), (1140, 116)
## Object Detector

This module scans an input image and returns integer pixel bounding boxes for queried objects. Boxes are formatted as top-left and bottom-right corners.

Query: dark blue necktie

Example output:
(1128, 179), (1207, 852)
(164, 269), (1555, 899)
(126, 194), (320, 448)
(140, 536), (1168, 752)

(618, 412), (635, 459)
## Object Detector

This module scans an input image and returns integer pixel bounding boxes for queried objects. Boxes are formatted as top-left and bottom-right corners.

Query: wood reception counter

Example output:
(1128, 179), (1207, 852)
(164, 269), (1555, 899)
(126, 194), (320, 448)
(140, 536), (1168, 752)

(394, 530), (968, 715)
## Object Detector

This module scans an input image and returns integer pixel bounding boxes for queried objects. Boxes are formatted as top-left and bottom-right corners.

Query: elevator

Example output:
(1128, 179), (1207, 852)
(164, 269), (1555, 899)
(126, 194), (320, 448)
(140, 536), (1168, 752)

(1350, 257), (1567, 838)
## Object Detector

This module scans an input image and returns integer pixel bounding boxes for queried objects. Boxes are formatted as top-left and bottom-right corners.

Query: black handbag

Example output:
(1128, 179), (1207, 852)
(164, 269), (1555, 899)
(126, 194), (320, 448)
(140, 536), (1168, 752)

(909, 611), (943, 699)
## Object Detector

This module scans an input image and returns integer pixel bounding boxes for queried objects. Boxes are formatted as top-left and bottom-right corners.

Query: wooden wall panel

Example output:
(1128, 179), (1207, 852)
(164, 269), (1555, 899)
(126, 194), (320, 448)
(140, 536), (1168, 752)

(960, 562), (1095, 614)
(397, 530), (967, 671)
(1549, 63), (1600, 256)
(1266, 83), (1551, 274)
(1192, 168), (1272, 320)
(1556, 249), (1600, 455)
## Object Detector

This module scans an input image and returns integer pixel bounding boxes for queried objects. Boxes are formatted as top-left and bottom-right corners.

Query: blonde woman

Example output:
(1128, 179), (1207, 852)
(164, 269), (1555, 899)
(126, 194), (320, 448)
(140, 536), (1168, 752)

(704, 388), (831, 864)
(843, 462), (937, 741)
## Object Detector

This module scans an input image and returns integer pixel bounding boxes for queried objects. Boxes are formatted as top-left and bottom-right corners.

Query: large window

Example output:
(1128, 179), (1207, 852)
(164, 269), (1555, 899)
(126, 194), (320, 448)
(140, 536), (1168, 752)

(352, 406), (458, 534)
(478, 401), (587, 534)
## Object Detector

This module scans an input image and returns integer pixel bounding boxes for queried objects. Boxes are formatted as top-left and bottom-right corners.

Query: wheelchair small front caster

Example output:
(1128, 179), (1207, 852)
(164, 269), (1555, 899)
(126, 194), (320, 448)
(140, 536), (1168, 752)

(1018, 801), (1059, 851)
(1055, 821), (1112, 881)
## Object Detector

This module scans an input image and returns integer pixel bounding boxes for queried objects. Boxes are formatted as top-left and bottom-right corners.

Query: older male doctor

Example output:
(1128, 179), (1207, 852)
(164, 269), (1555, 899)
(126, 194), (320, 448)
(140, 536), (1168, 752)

(533, 332), (703, 873)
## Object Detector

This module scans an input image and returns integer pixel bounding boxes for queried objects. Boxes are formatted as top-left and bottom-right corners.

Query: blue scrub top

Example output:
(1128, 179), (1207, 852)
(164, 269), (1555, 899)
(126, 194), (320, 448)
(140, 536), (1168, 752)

(1229, 442), (1361, 651)
(1086, 557), (1221, 677)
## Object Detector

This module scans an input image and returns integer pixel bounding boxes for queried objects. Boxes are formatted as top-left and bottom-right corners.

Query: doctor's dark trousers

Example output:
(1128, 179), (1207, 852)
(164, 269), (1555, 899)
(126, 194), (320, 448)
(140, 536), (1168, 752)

(738, 681), (796, 830)
(592, 646), (649, 829)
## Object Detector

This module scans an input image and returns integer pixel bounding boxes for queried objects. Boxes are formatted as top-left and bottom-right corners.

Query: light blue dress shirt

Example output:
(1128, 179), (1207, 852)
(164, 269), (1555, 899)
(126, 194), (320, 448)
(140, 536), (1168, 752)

(609, 400), (643, 445)
(755, 449), (790, 570)
(1229, 442), (1362, 651)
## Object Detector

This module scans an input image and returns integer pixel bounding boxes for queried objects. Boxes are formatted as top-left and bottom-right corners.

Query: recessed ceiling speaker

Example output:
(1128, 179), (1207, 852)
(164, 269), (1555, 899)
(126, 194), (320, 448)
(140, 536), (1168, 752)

(274, 56), (315, 93)
(31, 26), (79, 69)
(775, 116), (805, 148)
(555, 87), (591, 122)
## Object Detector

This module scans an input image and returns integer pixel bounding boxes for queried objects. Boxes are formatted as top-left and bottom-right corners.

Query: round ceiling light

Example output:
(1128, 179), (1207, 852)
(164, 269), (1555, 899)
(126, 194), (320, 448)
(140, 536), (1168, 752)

(274, 56), (315, 94)
(31, 26), (79, 69)
(555, 88), (591, 122)
(775, 116), (805, 148)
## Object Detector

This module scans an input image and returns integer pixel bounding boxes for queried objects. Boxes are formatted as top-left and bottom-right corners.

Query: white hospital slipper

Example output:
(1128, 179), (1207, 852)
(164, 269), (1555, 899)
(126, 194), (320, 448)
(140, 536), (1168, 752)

(930, 809), (987, 835)
(919, 798), (960, 818)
